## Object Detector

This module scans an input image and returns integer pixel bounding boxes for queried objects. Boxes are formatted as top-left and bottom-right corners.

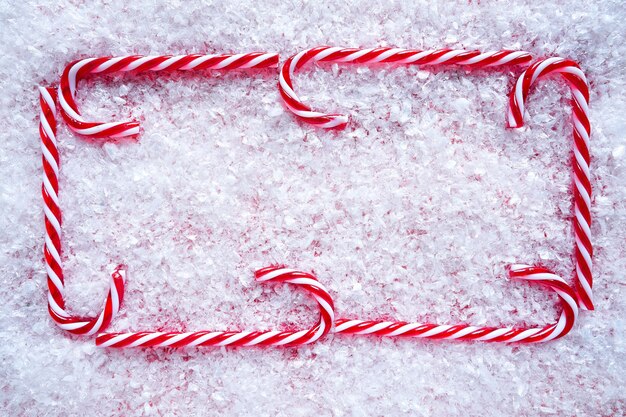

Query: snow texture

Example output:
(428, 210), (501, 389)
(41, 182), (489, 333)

(1, 0), (625, 416)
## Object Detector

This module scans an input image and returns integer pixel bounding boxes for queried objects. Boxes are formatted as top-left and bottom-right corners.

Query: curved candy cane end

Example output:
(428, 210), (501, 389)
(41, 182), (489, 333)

(315, 114), (350, 130)
(506, 118), (525, 129)
(67, 120), (142, 140)
(330, 114), (350, 130)
(39, 86), (57, 99)
(254, 265), (287, 280)
(506, 263), (562, 283)
(112, 264), (127, 282)
(506, 263), (535, 276)
(507, 264), (578, 310)
(107, 264), (127, 314)
(505, 102), (525, 129)
(112, 122), (142, 139)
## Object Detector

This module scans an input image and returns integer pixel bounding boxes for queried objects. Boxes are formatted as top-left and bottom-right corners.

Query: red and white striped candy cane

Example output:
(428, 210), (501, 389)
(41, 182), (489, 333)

(96, 266), (334, 348)
(39, 86), (126, 335)
(334, 265), (578, 343)
(507, 58), (593, 310)
(279, 46), (532, 128)
(58, 53), (279, 139)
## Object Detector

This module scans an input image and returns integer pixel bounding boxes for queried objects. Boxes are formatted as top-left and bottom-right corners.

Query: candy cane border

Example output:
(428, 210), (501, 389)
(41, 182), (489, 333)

(37, 48), (592, 347)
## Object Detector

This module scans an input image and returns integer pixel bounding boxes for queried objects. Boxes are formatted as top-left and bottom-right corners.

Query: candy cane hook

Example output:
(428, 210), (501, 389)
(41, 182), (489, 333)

(96, 266), (335, 348)
(279, 46), (532, 128)
(334, 265), (578, 343)
(507, 57), (593, 310)
(58, 53), (279, 139)
(39, 86), (126, 335)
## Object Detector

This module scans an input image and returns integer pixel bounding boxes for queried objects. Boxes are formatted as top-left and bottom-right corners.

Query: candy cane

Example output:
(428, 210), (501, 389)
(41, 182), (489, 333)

(334, 265), (578, 343)
(58, 53), (279, 139)
(96, 266), (334, 348)
(507, 58), (593, 310)
(279, 46), (532, 128)
(39, 86), (126, 335)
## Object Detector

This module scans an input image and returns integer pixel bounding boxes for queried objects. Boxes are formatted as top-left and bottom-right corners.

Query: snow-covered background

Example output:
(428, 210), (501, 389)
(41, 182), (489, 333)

(1, 1), (625, 416)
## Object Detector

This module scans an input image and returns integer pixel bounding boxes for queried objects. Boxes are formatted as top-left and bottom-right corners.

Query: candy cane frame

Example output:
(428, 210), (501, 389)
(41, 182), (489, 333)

(39, 86), (126, 335)
(58, 53), (279, 138)
(279, 46), (532, 128)
(96, 266), (334, 348)
(508, 57), (593, 310)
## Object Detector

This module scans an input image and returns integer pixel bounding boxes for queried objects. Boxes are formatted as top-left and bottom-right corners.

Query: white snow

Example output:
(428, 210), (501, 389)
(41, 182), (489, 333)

(1, 1), (625, 416)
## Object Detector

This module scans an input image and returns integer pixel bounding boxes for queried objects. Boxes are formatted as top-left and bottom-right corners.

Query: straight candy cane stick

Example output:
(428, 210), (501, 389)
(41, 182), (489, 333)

(279, 46), (532, 128)
(333, 265), (578, 343)
(39, 86), (126, 335)
(96, 266), (335, 348)
(58, 53), (279, 139)
(507, 57), (594, 310)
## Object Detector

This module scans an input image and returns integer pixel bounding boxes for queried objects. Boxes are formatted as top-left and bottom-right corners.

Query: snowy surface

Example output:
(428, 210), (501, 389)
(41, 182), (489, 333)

(1, 1), (625, 416)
